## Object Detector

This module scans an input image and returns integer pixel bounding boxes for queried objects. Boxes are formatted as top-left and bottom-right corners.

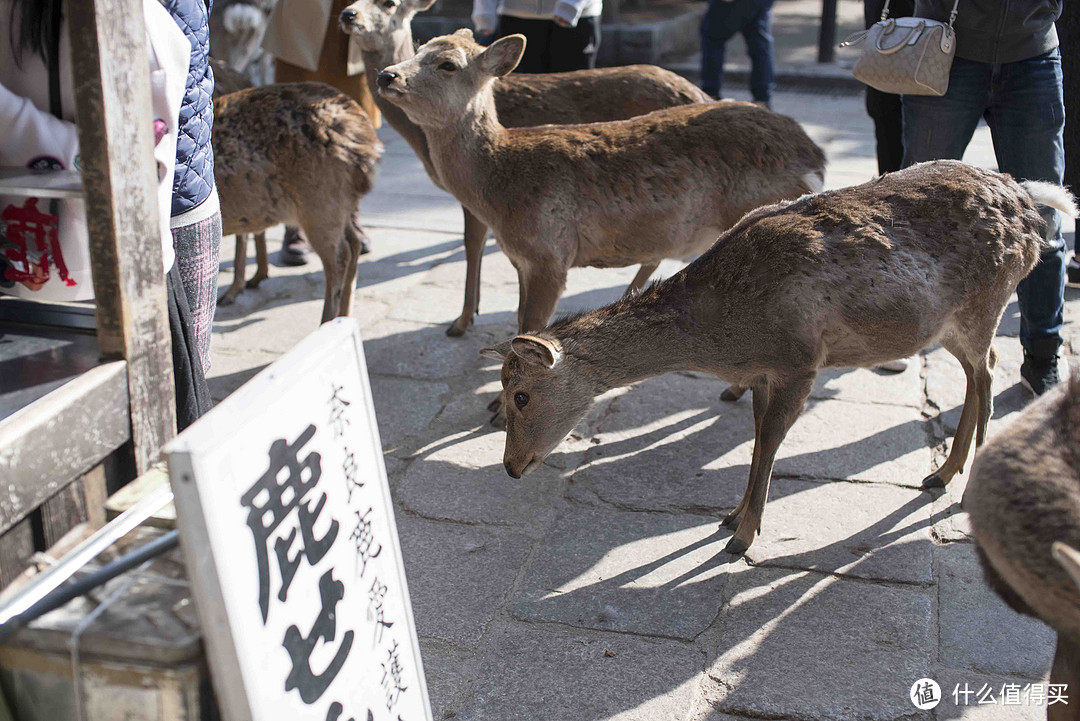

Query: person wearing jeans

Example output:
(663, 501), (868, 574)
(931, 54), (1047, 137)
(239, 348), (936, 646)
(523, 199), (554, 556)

(902, 0), (1065, 395)
(699, 0), (775, 108)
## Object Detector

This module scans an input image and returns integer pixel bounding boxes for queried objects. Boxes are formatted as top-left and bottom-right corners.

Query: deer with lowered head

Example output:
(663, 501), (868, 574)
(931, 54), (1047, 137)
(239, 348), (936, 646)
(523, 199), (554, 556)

(482, 161), (1078, 554)
(965, 374), (1080, 717)
(376, 31), (827, 337)
(213, 82), (382, 322)
(339, 0), (712, 337)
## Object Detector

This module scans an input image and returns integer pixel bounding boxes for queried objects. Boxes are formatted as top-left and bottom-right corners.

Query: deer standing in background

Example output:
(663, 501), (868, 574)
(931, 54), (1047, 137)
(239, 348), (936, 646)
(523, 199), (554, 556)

(377, 32), (826, 335)
(482, 161), (1076, 553)
(214, 82), (382, 322)
(339, 0), (711, 336)
(966, 374), (1080, 719)
(208, 59), (269, 307)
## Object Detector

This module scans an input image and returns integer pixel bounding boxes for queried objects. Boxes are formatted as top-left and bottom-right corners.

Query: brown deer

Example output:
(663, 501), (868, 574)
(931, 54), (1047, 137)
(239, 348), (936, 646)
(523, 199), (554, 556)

(208, 59), (269, 307)
(377, 31), (826, 336)
(965, 374), (1080, 719)
(339, 0), (711, 337)
(481, 161), (1077, 554)
(213, 82), (383, 322)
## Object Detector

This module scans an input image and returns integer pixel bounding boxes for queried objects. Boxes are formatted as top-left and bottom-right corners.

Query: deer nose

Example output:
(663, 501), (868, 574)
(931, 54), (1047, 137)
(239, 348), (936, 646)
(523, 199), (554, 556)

(376, 71), (398, 88)
(339, 8), (357, 24)
(504, 461), (521, 479)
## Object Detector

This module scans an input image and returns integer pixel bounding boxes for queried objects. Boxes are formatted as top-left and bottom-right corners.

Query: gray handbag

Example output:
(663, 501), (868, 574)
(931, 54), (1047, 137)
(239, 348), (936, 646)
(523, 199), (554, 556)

(840, 0), (960, 96)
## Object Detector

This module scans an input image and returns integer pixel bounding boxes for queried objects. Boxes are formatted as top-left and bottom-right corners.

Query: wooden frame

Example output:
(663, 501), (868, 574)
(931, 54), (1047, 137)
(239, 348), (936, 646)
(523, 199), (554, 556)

(0, 0), (176, 585)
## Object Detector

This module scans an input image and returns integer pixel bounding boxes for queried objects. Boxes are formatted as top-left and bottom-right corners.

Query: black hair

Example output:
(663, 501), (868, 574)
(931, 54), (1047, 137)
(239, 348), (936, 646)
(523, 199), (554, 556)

(9, 0), (61, 68)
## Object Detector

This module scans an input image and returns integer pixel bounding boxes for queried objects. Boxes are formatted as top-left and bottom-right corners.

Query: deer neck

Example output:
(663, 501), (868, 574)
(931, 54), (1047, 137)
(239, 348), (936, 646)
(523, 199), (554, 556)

(422, 85), (505, 218)
(361, 32), (437, 179)
(558, 285), (707, 394)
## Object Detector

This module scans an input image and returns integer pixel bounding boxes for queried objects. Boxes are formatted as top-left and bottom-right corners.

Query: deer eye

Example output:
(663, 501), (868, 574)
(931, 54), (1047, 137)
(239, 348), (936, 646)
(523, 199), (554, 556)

(382, 0), (396, 8)
(514, 392), (529, 410)
(438, 61), (457, 72)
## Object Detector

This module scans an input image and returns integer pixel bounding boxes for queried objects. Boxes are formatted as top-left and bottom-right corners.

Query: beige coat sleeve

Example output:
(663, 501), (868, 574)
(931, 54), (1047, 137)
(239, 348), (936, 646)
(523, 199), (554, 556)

(263, 0), (365, 76)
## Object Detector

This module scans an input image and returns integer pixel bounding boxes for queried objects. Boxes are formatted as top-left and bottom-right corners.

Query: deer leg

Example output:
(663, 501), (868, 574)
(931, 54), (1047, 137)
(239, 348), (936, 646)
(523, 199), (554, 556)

(924, 348), (979, 488)
(337, 216), (363, 318)
(624, 262), (659, 297)
(301, 216), (346, 324)
(721, 384), (748, 402)
(975, 356), (994, 447)
(726, 372), (815, 554)
(723, 382), (769, 528)
(247, 231), (269, 288)
(448, 206), (488, 337)
(219, 234), (248, 306)
(518, 266), (567, 333)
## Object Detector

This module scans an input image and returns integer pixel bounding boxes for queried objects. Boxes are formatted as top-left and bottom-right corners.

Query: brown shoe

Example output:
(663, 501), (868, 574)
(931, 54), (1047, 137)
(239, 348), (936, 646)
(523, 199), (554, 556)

(281, 226), (311, 266)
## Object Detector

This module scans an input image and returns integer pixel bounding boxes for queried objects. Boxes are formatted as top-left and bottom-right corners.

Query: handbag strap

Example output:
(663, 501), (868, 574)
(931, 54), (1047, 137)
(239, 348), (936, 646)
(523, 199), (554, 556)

(880, 0), (959, 26)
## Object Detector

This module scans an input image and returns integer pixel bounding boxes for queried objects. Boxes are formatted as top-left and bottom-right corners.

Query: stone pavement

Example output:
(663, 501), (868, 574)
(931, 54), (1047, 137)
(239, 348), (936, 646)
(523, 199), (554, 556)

(208, 88), (1078, 720)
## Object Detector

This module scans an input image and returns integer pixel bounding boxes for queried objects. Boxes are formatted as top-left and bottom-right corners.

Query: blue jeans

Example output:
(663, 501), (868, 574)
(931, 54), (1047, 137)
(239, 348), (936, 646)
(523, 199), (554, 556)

(903, 48), (1066, 358)
(700, 0), (775, 103)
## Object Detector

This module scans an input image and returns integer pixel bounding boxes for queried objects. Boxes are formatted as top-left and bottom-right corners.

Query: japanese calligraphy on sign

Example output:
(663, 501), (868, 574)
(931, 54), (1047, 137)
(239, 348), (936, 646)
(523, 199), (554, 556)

(167, 319), (433, 721)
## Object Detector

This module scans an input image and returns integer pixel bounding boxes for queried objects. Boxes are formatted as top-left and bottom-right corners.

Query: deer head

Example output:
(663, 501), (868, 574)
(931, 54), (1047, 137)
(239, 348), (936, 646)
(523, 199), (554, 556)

(482, 334), (596, 478)
(338, 0), (435, 52)
(376, 31), (526, 126)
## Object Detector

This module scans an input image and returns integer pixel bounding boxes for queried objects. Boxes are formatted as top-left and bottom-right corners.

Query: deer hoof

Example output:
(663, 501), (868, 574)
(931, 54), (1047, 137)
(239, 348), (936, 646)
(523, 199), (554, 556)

(245, 276), (266, 289)
(724, 535), (750, 555)
(446, 323), (466, 337)
(921, 473), (946, 489)
(720, 385), (746, 402)
(218, 290), (239, 306)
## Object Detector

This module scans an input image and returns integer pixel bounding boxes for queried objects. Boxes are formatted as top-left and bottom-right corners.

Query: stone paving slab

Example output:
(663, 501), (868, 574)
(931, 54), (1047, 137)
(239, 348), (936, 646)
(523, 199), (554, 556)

(361, 319), (500, 380)
(449, 621), (703, 721)
(369, 375), (449, 452)
(399, 516), (533, 646)
(743, 478), (934, 583)
(809, 363), (923, 408)
(933, 667), (1051, 720)
(417, 638), (480, 720)
(568, 373), (753, 515)
(508, 508), (731, 640)
(704, 564), (933, 720)
(936, 542), (1055, 680)
(774, 396), (934, 486)
(395, 430), (562, 532)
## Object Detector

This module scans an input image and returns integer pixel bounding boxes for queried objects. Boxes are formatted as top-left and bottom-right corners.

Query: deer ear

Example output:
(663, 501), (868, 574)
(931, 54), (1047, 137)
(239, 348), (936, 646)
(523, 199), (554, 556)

(477, 34), (525, 76)
(511, 335), (562, 368)
(480, 338), (512, 360)
(454, 27), (474, 39)
(410, 0), (438, 11)
(1053, 542), (1080, 593)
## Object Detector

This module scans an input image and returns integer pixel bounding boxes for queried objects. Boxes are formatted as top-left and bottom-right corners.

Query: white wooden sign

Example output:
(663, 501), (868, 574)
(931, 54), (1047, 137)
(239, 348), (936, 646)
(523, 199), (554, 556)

(167, 318), (433, 721)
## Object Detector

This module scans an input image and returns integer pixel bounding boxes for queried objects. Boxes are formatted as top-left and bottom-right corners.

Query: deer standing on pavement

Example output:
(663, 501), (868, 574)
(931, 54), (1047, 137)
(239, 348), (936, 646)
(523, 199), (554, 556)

(339, 0), (711, 336)
(966, 374), (1080, 719)
(376, 31), (826, 336)
(214, 82), (383, 322)
(482, 161), (1076, 553)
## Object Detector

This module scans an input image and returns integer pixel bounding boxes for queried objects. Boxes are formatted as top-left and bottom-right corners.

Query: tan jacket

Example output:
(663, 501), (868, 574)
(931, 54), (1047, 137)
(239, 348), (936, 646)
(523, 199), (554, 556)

(263, 0), (364, 75)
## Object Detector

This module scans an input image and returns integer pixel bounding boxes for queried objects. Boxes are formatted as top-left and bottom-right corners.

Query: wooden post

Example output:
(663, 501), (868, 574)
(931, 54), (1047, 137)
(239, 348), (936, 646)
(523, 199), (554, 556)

(818, 0), (839, 63)
(66, 0), (177, 473)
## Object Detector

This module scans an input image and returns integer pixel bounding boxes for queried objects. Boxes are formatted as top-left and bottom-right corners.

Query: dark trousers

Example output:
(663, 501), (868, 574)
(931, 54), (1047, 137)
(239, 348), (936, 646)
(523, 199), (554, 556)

(863, 0), (913, 175)
(699, 0), (775, 102)
(497, 15), (600, 73)
(903, 48), (1067, 358)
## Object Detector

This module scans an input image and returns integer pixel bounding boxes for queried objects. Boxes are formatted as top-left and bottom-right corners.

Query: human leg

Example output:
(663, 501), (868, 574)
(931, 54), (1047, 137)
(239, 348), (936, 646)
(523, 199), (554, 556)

(901, 56), (991, 166)
(171, 210), (221, 374)
(985, 48), (1066, 385)
(742, 0), (775, 106)
(497, 15), (549, 73)
(700, 0), (750, 98)
(547, 15), (600, 72)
